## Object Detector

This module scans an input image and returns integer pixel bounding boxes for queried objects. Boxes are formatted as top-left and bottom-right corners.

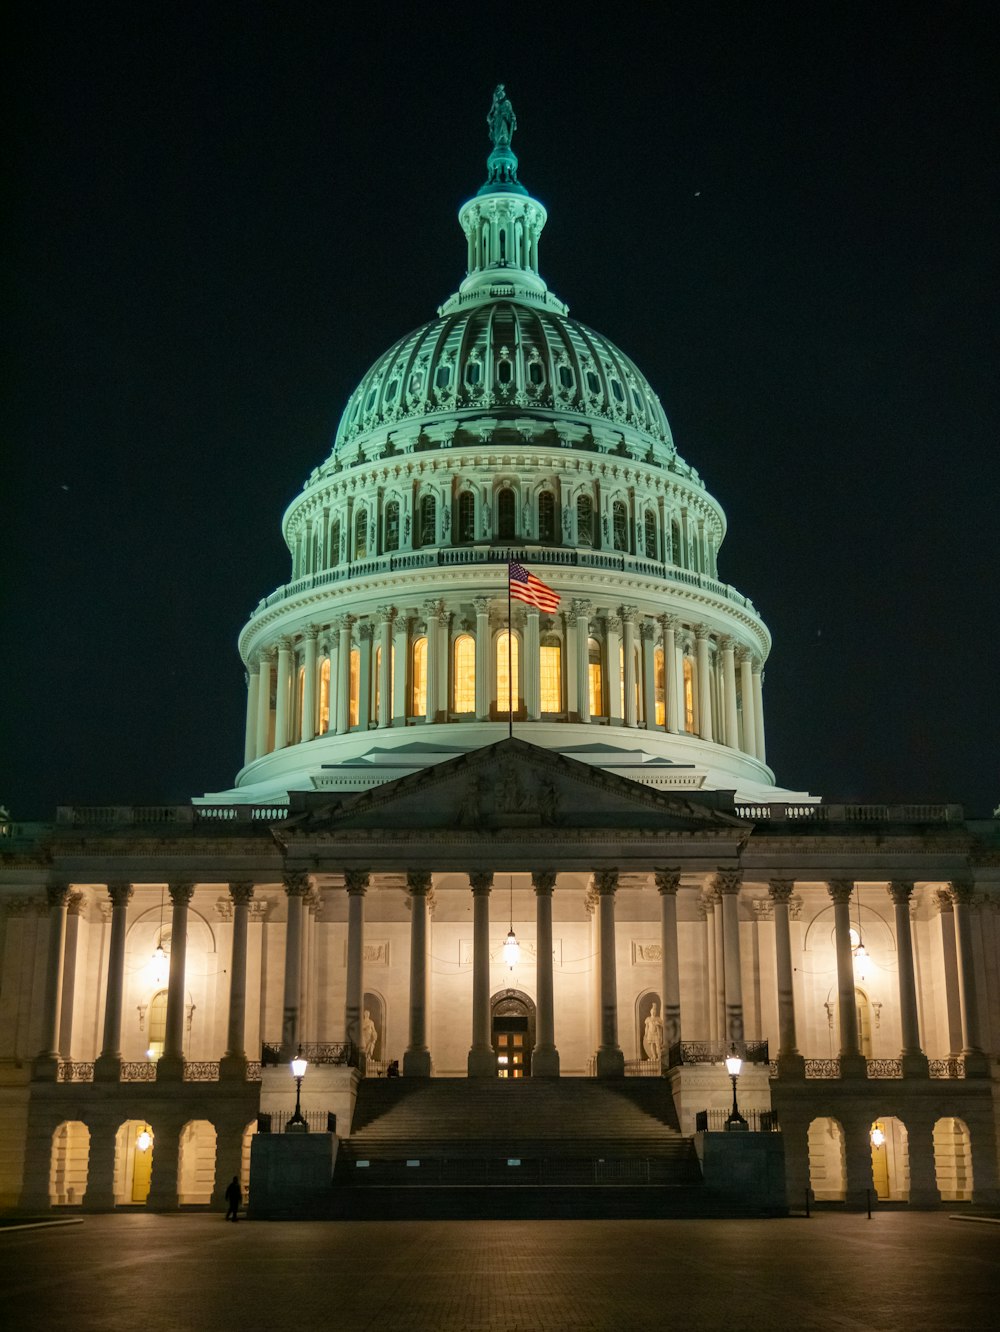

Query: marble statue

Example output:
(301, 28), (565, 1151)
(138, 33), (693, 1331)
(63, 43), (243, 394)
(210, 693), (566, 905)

(362, 1008), (378, 1059)
(643, 1002), (664, 1062)
(488, 84), (516, 147)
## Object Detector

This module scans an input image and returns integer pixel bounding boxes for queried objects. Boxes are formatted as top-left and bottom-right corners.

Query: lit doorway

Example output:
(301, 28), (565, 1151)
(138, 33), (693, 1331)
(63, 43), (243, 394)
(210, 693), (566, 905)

(491, 989), (535, 1079)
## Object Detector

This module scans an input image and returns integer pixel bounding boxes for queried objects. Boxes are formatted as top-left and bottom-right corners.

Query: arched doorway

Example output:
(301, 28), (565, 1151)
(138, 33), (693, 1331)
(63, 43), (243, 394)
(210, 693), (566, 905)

(114, 1121), (154, 1205)
(491, 989), (536, 1078)
(50, 1121), (90, 1206)
(178, 1120), (217, 1206)
(870, 1117), (909, 1200)
(933, 1117), (974, 1201)
(807, 1117), (846, 1201)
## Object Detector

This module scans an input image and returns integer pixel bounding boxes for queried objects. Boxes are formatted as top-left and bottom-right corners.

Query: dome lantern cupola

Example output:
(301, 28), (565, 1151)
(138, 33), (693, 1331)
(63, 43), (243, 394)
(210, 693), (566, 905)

(441, 85), (564, 316)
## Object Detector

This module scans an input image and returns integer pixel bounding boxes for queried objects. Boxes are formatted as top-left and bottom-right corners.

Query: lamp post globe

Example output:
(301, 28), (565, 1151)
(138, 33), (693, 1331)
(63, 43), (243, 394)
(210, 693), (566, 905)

(725, 1042), (748, 1131)
(287, 1045), (309, 1132)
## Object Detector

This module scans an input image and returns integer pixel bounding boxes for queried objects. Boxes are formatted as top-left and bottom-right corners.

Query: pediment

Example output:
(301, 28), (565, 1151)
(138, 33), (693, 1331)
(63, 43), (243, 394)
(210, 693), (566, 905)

(279, 738), (745, 839)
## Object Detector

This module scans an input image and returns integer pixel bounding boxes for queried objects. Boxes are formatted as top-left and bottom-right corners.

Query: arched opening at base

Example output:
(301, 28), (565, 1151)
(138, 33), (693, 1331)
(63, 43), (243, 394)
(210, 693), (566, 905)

(934, 1116), (974, 1201)
(50, 1121), (90, 1206)
(808, 1117), (846, 1201)
(870, 1117), (909, 1200)
(114, 1120), (154, 1205)
(241, 1120), (258, 1203)
(178, 1120), (217, 1206)
(491, 989), (536, 1078)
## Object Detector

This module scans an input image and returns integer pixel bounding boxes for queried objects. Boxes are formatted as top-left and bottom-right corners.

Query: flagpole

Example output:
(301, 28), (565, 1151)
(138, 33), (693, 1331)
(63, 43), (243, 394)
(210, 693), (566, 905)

(507, 562), (513, 739)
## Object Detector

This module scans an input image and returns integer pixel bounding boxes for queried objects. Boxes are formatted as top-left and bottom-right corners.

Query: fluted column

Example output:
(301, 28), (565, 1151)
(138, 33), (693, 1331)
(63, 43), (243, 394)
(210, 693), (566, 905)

(159, 881), (194, 1078)
(716, 870), (744, 1044)
(828, 880), (865, 1075)
(281, 871), (310, 1057)
(655, 868), (681, 1058)
(605, 615), (623, 724)
(358, 622), (374, 728)
(887, 881), (928, 1075)
(377, 607), (394, 728)
(640, 622), (656, 728)
(594, 870), (624, 1077)
(695, 626), (713, 741)
(768, 879), (804, 1076)
(344, 870), (369, 1066)
(95, 881), (133, 1080)
(273, 638), (293, 749)
(255, 650), (273, 759)
(720, 638), (739, 748)
(336, 615), (354, 734)
(532, 871), (560, 1076)
(621, 607), (638, 727)
(752, 662), (766, 762)
(950, 881), (988, 1074)
(573, 600), (592, 721)
(934, 889), (964, 1056)
(220, 881), (254, 1077)
(658, 614), (678, 733)
(244, 664), (259, 766)
(524, 606), (541, 720)
(738, 648), (757, 756)
(474, 598), (490, 720)
(301, 627), (318, 742)
(404, 870), (432, 1076)
(468, 872), (495, 1077)
(392, 616), (408, 725)
(423, 600), (443, 724)
(34, 883), (71, 1074)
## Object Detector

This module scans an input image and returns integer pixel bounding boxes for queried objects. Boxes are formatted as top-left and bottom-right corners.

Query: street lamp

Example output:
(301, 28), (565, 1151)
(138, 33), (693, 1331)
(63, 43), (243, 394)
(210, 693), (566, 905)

(286, 1045), (309, 1132)
(724, 1043), (748, 1131)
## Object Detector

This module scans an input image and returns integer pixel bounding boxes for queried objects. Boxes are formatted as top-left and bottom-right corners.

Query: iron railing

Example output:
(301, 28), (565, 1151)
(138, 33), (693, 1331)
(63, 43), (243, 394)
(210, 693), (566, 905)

(733, 801), (962, 824)
(929, 1057), (966, 1079)
(256, 1110), (336, 1134)
(624, 1058), (662, 1077)
(121, 1061), (157, 1082)
(56, 1061), (94, 1082)
(261, 1041), (356, 1067)
(342, 1157), (689, 1186)
(695, 1108), (780, 1133)
(866, 1058), (903, 1079)
(667, 1040), (769, 1069)
(182, 1062), (220, 1082)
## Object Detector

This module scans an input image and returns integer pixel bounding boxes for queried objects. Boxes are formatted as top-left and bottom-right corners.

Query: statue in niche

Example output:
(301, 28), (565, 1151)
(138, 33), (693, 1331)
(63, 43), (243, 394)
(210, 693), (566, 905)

(643, 1002), (664, 1063)
(362, 1009), (379, 1060)
(488, 84), (516, 147)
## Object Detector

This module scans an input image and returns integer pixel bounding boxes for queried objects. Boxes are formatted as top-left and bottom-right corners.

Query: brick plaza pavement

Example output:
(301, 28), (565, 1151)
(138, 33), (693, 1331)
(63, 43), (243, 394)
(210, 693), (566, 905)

(0, 1211), (996, 1331)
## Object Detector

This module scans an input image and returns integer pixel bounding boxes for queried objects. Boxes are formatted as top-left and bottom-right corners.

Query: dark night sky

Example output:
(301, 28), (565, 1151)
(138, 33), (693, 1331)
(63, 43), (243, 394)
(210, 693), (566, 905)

(4, 3), (998, 818)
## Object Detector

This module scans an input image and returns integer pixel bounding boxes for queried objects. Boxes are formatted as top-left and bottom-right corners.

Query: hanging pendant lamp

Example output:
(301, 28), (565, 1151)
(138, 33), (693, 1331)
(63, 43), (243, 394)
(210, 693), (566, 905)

(503, 876), (520, 968)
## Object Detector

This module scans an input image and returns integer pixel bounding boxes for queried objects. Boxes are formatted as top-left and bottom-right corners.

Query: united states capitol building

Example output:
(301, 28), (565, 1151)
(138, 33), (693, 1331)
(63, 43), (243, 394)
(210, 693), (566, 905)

(2, 90), (997, 1216)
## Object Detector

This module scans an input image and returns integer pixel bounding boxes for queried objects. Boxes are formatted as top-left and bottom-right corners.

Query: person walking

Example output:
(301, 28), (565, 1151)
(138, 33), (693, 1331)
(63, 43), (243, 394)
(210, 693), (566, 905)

(224, 1175), (242, 1222)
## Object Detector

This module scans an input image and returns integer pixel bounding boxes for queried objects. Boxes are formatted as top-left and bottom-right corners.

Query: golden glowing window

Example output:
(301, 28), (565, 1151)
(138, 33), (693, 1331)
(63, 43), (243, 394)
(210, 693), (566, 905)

(453, 634), (475, 712)
(374, 645), (381, 720)
(540, 641), (562, 713)
(319, 658), (331, 734)
(349, 649), (360, 727)
(618, 644), (626, 717)
(683, 656), (695, 734)
(654, 647), (665, 726)
(496, 631), (519, 714)
(297, 665), (305, 741)
(411, 637), (428, 716)
(588, 638), (603, 716)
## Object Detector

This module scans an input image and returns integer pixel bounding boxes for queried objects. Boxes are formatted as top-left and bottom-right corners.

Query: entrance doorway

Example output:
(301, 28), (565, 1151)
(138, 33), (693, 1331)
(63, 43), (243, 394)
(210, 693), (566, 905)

(491, 989), (536, 1079)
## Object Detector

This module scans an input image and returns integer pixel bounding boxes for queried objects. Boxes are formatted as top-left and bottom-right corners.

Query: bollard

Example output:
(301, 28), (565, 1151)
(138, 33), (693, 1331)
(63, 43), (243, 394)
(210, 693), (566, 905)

(805, 1188), (810, 1218)
(866, 1188), (872, 1219)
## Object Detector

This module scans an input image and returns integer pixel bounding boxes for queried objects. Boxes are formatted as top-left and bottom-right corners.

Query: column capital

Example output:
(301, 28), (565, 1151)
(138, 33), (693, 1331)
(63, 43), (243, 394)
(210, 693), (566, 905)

(302, 623), (319, 641)
(933, 887), (954, 914)
(949, 880), (977, 906)
(45, 883), (71, 910)
(887, 880), (914, 906)
(736, 645), (753, 664)
(695, 622), (711, 641)
(406, 870), (433, 896)
(377, 604), (396, 624)
(473, 596), (491, 615)
(275, 635), (292, 653)
(344, 869), (370, 895)
(358, 621), (374, 643)
(106, 881), (134, 908)
(619, 604), (638, 625)
(714, 869), (742, 896)
(531, 870), (557, 895)
(283, 871), (312, 898)
(168, 881), (195, 906)
(228, 881), (255, 906)
(605, 613), (622, 634)
(336, 612), (357, 634)
(768, 878), (795, 904)
(468, 871), (493, 894)
(654, 867), (681, 895)
(639, 620), (655, 642)
(567, 597), (592, 626)
(719, 635), (735, 654)
(827, 879), (855, 905)
(593, 869), (619, 896)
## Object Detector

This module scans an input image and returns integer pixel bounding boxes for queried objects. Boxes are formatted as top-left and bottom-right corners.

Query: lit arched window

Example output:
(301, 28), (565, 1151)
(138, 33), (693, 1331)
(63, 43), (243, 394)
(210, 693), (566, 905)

(411, 637), (428, 716)
(644, 510), (657, 559)
(349, 649), (360, 727)
(384, 502), (400, 552)
(419, 494), (436, 547)
(496, 631), (520, 715)
(654, 647), (665, 726)
(331, 521), (341, 567)
(577, 495), (594, 547)
(453, 634), (475, 712)
(458, 491), (475, 542)
(540, 637), (562, 713)
(148, 991), (167, 1061)
(588, 638), (604, 716)
(497, 489), (516, 540)
(613, 501), (628, 552)
(683, 656), (695, 733)
(355, 509), (368, 560)
(319, 657), (331, 733)
(538, 491), (556, 542)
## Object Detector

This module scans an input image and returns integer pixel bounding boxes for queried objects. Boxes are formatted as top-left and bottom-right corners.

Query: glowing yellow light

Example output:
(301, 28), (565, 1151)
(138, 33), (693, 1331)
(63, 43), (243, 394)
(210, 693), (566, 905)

(136, 1131), (152, 1152)
(870, 1124), (886, 1148)
(502, 928), (520, 968)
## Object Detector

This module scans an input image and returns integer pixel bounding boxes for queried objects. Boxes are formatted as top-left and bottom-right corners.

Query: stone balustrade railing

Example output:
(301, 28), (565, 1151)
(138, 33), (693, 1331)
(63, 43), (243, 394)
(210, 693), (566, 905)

(734, 802), (963, 824)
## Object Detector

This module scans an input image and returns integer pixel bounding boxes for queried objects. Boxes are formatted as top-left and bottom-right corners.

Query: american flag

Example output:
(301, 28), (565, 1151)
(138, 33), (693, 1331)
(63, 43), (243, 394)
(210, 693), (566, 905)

(508, 562), (561, 613)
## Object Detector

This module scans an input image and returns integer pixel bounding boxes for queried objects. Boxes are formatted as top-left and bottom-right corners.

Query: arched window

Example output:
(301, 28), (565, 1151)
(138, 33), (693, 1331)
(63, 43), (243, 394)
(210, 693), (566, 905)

(496, 358), (513, 386)
(330, 521), (341, 567)
(683, 656), (695, 733)
(496, 631), (519, 715)
(453, 634), (475, 712)
(319, 657), (331, 734)
(411, 637), (428, 716)
(355, 509), (368, 560)
(419, 494), (436, 547)
(384, 501), (400, 553)
(148, 991), (167, 1061)
(577, 495), (594, 547)
(644, 510), (657, 559)
(588, 638), (604, 716)
(654, 646), (665, 726)
(349, 649), (360, 727)
(671, 520), (682, 565)
(312, 529), (322, 572)
(540, 637), (562, 713)
(457, 491), (476, 542)
(613, 500), (628, 552)
(537, 491), (556, 542)
(497, 488), (516, 539)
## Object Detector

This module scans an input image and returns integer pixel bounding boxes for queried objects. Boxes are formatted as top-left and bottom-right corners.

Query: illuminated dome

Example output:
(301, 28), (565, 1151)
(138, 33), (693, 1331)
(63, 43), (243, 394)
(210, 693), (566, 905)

(204, 88), (814, 808)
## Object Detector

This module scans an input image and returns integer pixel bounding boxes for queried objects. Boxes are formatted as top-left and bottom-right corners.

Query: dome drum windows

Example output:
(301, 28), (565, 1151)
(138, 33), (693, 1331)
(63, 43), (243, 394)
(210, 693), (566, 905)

(496, 487), (517, 540)
(537, 491), (557, 543)
(418, 494), (437, 548)
(644, 510), (658, 560)
(576, 494), (594, 548)
(457, 491), (476, 543)
(383, 501), (400, 553)
(612, 500), (629, 553)
(354, 509), (368, 561)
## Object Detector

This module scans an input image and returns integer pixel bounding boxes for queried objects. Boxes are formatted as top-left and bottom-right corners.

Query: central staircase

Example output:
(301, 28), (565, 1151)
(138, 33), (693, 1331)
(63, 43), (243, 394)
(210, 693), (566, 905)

(330, 1078), (708, 1218)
